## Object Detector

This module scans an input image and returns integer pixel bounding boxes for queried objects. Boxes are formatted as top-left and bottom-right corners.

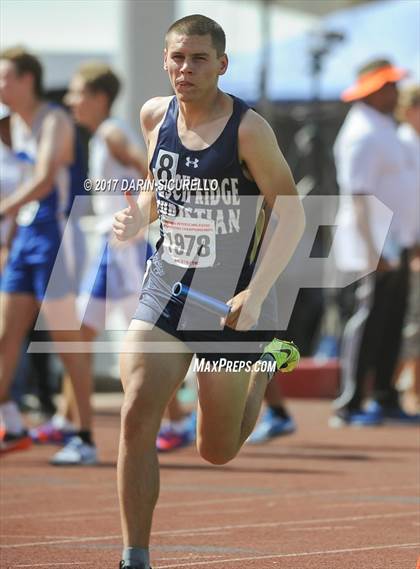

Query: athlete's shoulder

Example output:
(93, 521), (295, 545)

(43, 104), (72, 128)
(98, 118), (145, 172)
(140, 96), (173, 134)
(99, 118), (127, 145)
(99, 120), (130, 161)
(39, 105), (74, 143)
(238, 107), (276, 149)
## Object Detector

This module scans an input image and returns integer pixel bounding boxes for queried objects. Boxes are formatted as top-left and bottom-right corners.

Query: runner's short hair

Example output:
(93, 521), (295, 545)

(0, 46), (43, 97)
(166, 14), (226, 56)
(76, 61), (121, 108)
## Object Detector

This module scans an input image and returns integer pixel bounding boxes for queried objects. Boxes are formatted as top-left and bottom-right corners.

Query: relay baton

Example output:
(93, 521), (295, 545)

(171, 282), (231, 318)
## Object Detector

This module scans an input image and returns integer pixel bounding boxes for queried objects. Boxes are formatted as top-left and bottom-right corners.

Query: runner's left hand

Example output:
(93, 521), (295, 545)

(222, 289), (262, 331)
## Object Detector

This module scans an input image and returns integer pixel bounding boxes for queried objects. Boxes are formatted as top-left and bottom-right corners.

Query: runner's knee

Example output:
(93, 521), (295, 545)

(120, 389), (161, 444)
(198, 439), (239, 465)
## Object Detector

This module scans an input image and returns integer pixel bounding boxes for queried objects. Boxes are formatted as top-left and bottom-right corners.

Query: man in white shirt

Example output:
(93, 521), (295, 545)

(396, 85), (420, 411)
(331, 59), (419, 426)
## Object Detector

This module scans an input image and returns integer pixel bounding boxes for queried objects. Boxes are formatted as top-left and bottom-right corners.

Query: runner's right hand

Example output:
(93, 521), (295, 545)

(113, 192), (142, 241)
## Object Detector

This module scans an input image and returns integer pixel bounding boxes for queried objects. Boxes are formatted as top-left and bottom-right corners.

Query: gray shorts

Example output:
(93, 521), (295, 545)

(133, 261), (278, 364)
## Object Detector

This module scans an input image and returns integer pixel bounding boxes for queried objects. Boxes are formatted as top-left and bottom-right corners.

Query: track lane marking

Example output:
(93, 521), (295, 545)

(9, 561), (90, 568)
(156, 542), (420, 568)
(3, 484), (419, 520)
(1, 510), (417, 549)
(152, 511), (419, 536)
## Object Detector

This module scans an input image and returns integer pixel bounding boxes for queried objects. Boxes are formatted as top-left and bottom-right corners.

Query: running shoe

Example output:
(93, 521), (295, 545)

(30, 420), (77, 445)
(50, 436), (97, 466)
(261, 339), (300, 373)
(329, 409), (383, 428)
(365, 401), (420, 424)
(248, 408), (296, 444)
(156, 412), (196, 452)
(0, 431), (32, 455)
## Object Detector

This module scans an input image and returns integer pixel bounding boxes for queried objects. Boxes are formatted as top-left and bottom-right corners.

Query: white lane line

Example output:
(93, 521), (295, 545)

(1, 510), (417, 549)
(2, 507), (119, 521)
(156, 556), (225, 562)
(0, 534), (119, 549)
(156, 542), (420, 568)
(318, 502), (396, 510)
(152, 511), (418, 537)
(10, 561), (90, 568)
(0, 535), (78, 539)
(3, 484), (419, 521)
(287, 525), (355, 532)
(206, 509), (252, 515)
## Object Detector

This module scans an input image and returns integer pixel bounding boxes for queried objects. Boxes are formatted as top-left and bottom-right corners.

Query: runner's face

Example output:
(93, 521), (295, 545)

(164, 33), (227, 101)
(65, 75), (99, 128)
(0, 60), (30, 109)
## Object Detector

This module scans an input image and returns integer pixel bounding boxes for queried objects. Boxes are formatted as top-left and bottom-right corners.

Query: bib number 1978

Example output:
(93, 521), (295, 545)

(161, 217), (216, 268)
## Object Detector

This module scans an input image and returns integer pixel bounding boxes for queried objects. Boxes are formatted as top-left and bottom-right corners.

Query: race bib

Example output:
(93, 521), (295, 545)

(161, 216), (216, 268)
(16, 200), (40, 226)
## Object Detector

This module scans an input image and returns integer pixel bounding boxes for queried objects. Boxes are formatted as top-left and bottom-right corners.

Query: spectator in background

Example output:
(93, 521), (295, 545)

(0, 47), (96, 461)
(156, 387), (197, 452)
(30, 61), (154, 462)
(1, 101), (89, 420)
(396, 85), (420, 412)
(331, 58), (419, 426)
(1, 109), (59, 418)
(246, 377), (296, 443)
(0, 111), (19, 272)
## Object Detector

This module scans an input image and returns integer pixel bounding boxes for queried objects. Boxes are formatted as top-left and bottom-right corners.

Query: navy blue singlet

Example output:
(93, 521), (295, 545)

(134, 94), (277, 360)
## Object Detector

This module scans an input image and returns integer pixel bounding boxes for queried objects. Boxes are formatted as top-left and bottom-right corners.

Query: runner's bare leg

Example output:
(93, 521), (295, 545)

(118, 320), (193, 546)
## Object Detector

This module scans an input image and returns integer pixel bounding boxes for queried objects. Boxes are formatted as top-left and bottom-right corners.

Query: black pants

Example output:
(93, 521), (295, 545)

(335, 255), (409, 411)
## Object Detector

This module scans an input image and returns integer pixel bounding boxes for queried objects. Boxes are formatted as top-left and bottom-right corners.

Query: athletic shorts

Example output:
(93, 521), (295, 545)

(133, 260), (278, 363)
(1, 221), (75, 301)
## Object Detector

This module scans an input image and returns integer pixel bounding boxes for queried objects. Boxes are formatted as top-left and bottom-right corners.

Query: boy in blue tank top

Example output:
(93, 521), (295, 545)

(0, 48), (96, 464)
(112, 16), (305, 569)
(29, 61), (154, 456)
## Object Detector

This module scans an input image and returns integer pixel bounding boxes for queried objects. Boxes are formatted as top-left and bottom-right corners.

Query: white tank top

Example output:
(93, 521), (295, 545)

(10, 103), (71, 226)
(89, 118), (141, 232)
(0, 139), (22, 244)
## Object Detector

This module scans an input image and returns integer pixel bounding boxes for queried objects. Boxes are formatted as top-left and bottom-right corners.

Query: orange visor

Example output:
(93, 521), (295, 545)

(341, 65), (408, 102)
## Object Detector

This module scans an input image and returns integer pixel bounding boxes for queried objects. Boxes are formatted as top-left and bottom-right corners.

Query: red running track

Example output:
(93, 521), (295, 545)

(1, 398), (419, 568)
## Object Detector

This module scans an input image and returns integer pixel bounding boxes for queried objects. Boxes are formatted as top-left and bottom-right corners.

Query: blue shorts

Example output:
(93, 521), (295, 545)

(1, 221), (75, 301)
(133, 261), (277, 363)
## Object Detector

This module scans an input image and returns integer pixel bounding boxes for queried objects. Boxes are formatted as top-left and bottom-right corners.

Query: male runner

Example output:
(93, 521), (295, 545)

(112, 16), (304, 569)
(0, 48), (95, 463)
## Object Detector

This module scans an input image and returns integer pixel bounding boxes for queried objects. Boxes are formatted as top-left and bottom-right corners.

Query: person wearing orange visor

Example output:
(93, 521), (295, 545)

(331, 59), (419, 426)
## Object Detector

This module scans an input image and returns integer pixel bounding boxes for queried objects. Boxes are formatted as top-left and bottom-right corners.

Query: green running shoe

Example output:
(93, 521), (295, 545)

(261, 339), (300, 373)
